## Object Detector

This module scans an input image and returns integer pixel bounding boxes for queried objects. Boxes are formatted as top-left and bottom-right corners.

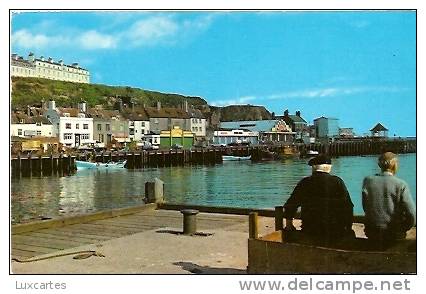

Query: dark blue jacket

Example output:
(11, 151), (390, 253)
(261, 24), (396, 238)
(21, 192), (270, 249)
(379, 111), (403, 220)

(284, 171), (354, 239)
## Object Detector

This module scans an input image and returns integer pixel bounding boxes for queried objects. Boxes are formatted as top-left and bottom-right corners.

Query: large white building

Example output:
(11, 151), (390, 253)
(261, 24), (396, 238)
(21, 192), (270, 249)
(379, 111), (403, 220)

(44, 100), (94, 148)
(11, 52), (90, 83)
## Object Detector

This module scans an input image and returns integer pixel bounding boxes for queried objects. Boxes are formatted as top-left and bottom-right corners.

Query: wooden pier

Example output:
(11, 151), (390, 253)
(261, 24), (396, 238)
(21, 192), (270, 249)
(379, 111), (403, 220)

(10, 138), (416, 176)
(10, 154), (76, 178)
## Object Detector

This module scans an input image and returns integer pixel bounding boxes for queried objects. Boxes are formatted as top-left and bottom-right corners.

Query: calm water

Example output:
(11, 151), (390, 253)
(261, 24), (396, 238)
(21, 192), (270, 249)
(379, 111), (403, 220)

(11, 154), (416, 223)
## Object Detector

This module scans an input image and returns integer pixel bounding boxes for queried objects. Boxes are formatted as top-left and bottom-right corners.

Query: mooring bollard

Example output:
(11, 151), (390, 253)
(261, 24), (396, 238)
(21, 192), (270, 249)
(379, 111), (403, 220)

(181, 209), (199, 235)
(145, 178), (164, 204)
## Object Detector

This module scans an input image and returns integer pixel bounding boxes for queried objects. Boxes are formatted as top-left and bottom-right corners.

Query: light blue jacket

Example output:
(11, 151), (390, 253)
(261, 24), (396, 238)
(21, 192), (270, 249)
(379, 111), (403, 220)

(362, 172), (416, 232)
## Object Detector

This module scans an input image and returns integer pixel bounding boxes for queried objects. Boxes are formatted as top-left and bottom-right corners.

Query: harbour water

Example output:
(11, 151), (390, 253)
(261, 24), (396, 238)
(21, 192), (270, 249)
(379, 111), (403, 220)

(11, 154), (416, 224)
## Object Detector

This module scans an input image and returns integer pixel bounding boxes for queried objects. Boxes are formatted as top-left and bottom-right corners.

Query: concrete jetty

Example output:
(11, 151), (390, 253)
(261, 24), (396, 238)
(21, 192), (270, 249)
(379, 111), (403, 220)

(11, 204), (416, 274)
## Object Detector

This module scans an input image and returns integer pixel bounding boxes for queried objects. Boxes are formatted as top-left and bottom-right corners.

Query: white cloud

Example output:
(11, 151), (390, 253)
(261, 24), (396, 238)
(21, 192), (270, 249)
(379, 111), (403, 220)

(211, 95), (256, 107)
(126, 15), (179, 46)
(12, 29), (58, 49)
(264, 86), (405, 100)
(211, 86), (408, 106)
(12, 14), (217, 52)
(124, 14), (215, 47)
(78, 30), (118, 49)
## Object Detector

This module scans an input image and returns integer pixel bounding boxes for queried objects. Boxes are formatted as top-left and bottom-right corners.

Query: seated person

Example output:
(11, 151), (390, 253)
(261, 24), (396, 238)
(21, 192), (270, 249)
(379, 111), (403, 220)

(283, 154), (355, 247)
(362, 152), (416, 249)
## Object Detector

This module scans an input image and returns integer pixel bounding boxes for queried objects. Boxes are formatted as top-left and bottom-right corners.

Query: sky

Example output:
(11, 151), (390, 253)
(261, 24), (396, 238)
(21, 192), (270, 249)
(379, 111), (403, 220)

(10, 10), (416, 136)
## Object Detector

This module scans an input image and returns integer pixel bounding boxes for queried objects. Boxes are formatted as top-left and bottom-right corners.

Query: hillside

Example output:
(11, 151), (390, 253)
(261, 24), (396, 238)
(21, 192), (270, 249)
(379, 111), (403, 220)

(11, 77), (207, 109)
(11, 77), (272, 129)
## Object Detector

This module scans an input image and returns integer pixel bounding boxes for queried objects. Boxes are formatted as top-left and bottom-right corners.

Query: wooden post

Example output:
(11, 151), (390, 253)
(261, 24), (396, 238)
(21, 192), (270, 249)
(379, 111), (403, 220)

(163, 151), (166, 167)
(249, 212), (259, 239)
(17, 154), (22, 178)
(28, 154), (32, 177)
(132, 152), (136, 169)
(275, 206), (284, 231)
(39, 155), (43, 176)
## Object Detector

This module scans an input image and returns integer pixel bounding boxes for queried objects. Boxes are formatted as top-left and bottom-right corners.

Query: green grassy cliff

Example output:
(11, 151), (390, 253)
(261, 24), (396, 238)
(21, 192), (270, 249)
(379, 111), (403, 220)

(11, 77), (207, 109)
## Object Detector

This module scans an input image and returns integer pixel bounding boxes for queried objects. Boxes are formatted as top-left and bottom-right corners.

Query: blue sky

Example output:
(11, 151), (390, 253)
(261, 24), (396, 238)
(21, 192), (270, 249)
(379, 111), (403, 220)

(11, 11), (416, 136)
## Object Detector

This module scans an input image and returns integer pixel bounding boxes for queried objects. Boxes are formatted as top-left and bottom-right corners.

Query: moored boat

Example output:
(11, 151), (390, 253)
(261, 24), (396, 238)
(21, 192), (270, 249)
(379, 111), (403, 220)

(76, 160), (127, 170)
(222, 155), (251, 161)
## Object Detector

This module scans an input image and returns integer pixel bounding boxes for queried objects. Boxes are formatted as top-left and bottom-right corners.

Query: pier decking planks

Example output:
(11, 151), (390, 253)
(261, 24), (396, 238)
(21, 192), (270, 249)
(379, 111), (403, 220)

(11, 209), (247, 261)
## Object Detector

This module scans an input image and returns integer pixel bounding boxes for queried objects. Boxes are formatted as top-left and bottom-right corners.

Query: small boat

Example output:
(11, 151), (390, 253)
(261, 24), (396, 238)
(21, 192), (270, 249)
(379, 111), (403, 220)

(300, 150), (319, 158)
(76, 160), (127, 170)
(222, 155), (251, 161)
(307, 150), (319, 155)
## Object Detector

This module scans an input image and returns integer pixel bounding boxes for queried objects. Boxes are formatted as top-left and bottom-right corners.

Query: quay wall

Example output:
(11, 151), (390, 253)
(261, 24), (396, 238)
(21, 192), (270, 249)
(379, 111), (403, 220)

(10, 138), (416, 176)
(10, 154), (76, 177)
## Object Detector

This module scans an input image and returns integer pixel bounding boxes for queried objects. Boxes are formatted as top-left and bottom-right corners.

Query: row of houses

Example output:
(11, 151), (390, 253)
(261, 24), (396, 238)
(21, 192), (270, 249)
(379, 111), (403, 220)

(11, 101), (389, 152)
(11, 100), (207, 150)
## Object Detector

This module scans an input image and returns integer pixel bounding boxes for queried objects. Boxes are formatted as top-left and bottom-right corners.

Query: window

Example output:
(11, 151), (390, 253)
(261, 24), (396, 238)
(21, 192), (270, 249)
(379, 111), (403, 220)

(18, 129), (22, 136)
(37, 130), (41, 136)
(97, 124), (102, 131)
(65, 123), (71, 129)
(129, 129), (134, 135)
(64, 133), (72, 140)
(80, 134), (90, 140)
(76, 123), (79, 129)
(99, 134), (104, 142)
(141, 122), (145, 127)
(141, 129), (145, 134)
(83, 124), (89, 129)
(106, 124), (110, 131)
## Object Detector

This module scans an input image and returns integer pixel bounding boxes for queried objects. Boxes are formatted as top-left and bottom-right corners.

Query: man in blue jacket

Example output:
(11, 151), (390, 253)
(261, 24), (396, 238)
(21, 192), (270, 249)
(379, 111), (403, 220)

(362, 152), (416, 247)
(284, 154), (354, 246)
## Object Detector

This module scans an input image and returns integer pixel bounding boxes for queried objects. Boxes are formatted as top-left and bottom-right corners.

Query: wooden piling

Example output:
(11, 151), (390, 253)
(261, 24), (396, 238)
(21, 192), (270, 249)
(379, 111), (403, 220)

(249, 212), (259, 240)
(274, 206), (284, 231)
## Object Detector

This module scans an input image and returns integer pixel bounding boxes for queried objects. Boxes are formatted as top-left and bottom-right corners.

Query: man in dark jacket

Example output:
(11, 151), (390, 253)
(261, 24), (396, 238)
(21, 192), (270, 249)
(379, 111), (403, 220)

(283, 154), (354, 246)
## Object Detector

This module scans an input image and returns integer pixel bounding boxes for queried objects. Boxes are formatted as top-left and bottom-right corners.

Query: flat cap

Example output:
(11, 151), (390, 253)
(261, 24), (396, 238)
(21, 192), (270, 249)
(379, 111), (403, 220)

(308, 154), (332, 166)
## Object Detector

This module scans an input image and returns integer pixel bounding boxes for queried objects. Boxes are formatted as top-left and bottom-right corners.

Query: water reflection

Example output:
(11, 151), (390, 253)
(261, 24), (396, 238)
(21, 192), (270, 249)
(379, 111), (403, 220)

(11, 154), (416, 223)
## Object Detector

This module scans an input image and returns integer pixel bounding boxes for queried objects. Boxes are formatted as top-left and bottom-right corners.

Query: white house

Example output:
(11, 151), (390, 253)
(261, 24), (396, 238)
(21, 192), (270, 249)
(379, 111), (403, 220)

(122, 108), (150, 142)
(11, 110), (54, 138)
(44, 100), (94, 148)
(188, 106), (207, 138)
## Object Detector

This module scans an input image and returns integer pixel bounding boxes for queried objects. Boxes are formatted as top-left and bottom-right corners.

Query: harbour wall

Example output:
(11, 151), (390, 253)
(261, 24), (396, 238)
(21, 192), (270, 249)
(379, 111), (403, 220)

(10, 138), (416, 176)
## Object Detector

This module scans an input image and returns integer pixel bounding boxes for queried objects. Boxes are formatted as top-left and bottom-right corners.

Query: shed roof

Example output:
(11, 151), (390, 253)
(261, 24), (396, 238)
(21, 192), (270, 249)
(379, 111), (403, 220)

(370, 123), (388, 132)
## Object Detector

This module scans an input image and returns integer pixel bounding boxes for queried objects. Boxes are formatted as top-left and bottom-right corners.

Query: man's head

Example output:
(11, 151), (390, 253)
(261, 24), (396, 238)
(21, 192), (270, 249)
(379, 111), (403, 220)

(378, 152), (398, 174)
(308, 154), (332, 173)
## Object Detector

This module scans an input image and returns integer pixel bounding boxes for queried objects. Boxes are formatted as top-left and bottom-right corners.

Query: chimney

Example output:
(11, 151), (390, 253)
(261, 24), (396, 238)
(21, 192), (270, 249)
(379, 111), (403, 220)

(48, 100), (56, 110)
(48, 57), (53, 63)
(157, 101), (161, 111)
(28, 52), (35, 62)
(284, 109), (289, 117)
(40, 56), (45, 61)
(78, 101), (87, 113)
(27, 105), (31, 116)
(11, 53), (17, 60)
(296, 111), (301, 117)
(58, 59), (64, 66)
